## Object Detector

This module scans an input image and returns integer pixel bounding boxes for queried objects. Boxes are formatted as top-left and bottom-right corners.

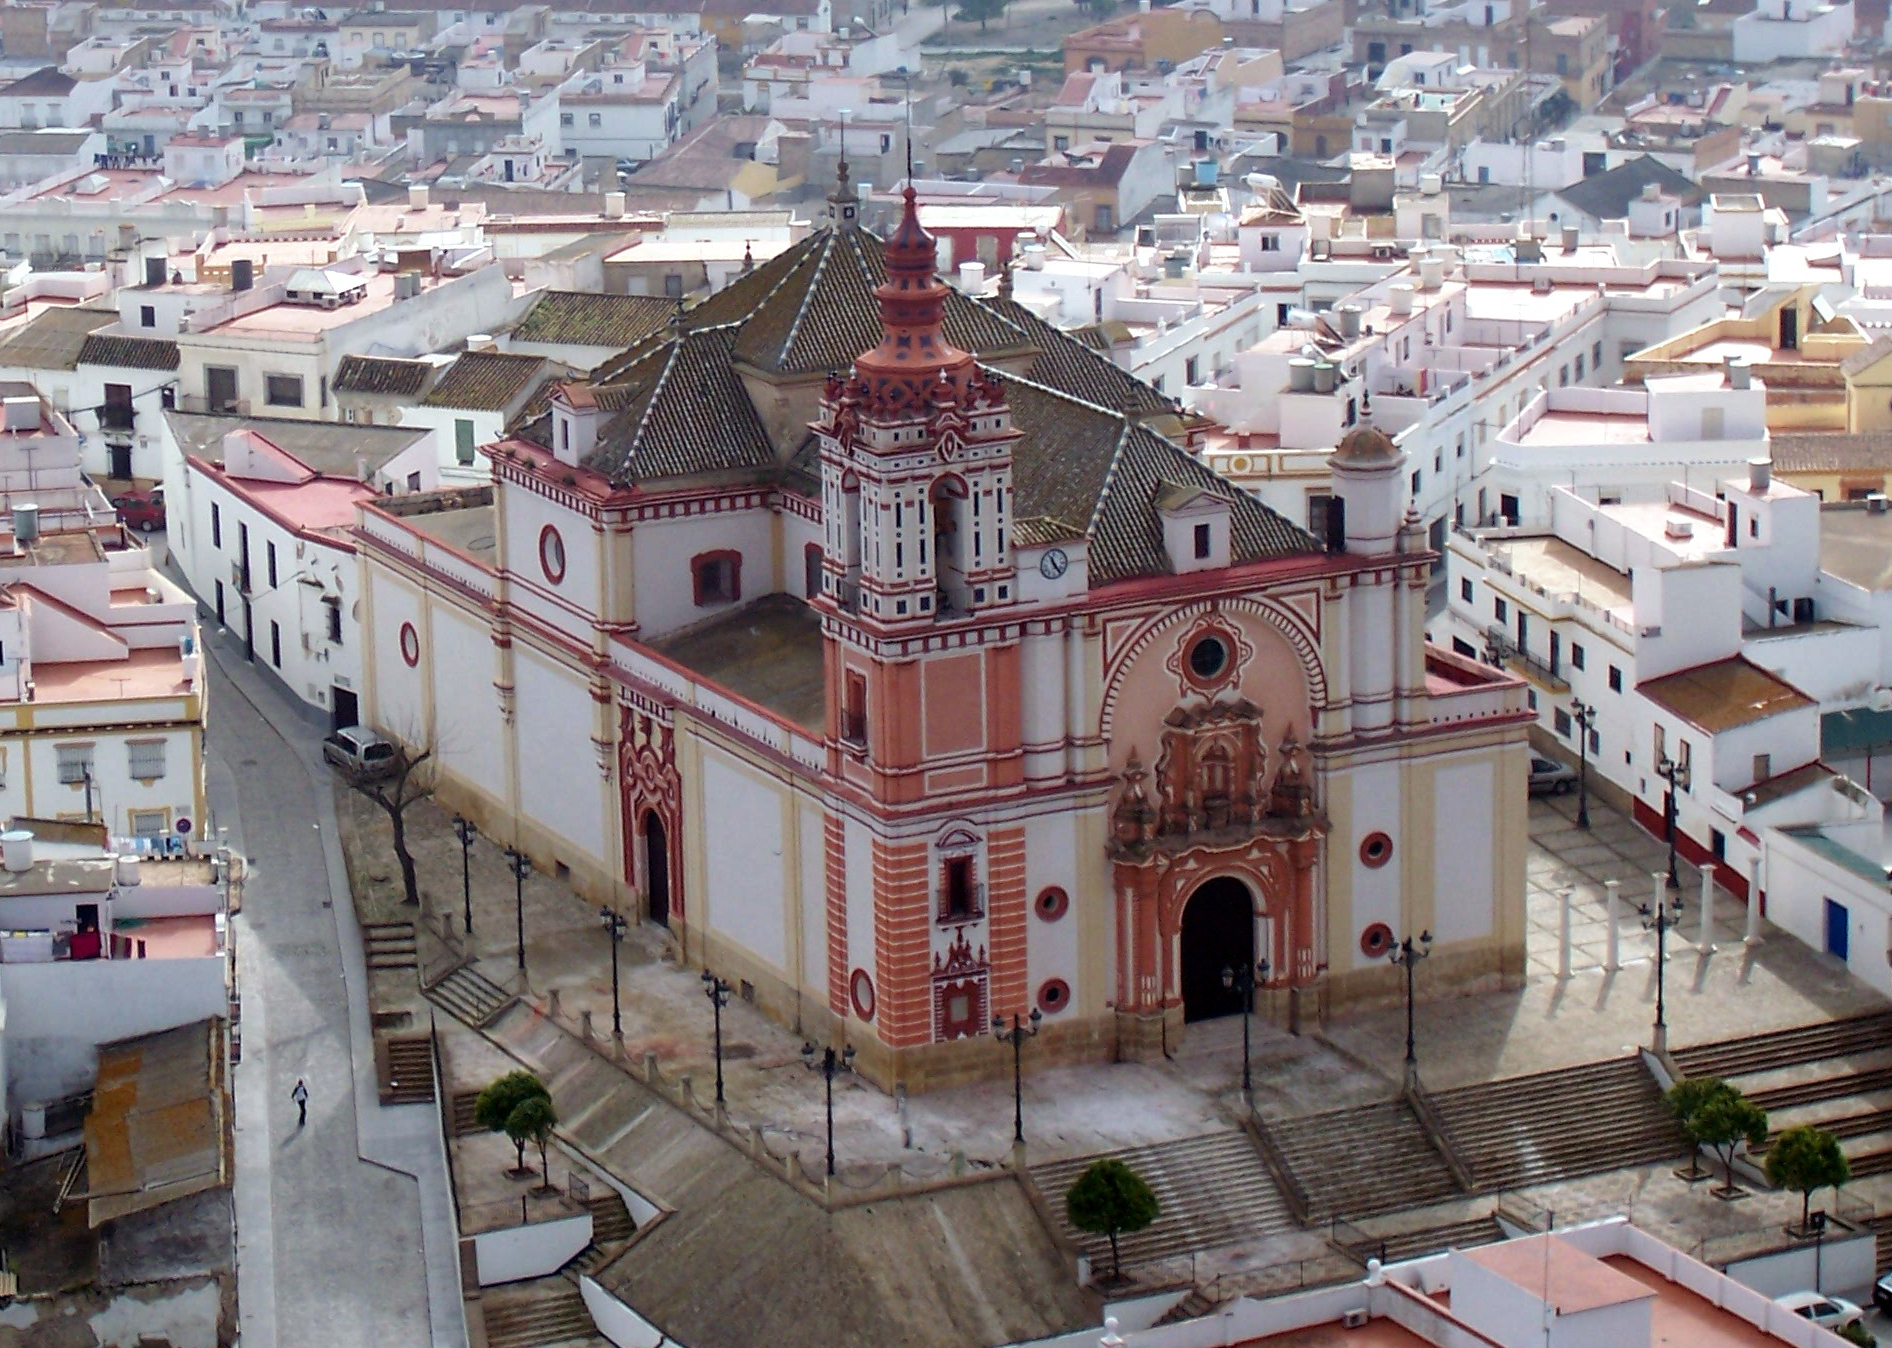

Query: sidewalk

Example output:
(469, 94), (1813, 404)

(213, 630), (465, 1348)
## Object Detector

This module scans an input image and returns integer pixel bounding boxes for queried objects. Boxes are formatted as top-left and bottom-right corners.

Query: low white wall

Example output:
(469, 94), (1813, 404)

(580, 1276), (667, 1348)
(115, 883), (222, 919)
(1724, 1232), (1876, 1301)
(473, 1212), (591, 1286)
(0, 958), (226, 1042)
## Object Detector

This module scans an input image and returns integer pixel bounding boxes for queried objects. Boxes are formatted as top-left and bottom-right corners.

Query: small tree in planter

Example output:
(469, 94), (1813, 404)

(1666, 1076), (1729, 1181)
(1691, 1083), (1768, 1196)
(1066, 1158), (1159, 1283)
(476, 1070), (550, 1178)
(507, 1093), (559, 1194)
(1764, 1125), (1850, 1234)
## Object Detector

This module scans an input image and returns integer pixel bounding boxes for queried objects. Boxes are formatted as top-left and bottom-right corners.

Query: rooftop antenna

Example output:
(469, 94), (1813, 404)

(905, 81), (915, 188)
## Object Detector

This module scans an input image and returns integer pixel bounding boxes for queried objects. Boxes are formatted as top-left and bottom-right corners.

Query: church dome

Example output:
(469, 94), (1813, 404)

(1333, 424), (1399, 466)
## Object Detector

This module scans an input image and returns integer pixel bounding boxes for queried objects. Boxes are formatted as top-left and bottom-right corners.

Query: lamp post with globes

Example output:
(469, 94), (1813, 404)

(599, 905), (627, 1039)
(1640, 887), (1685, 1054)
(992, 1008), (1042, 1145)
(505, 846), (530, 974)
(801, 1042), (855, 1177)
(1571, 699), (1596, 831)
(1657, 754), (1691, 890)
(1221, 958), (1273, 1100)
(702, 970), (731, 1106)
(1388, 931), (1432, 1079)
(452, 815), (477, 937)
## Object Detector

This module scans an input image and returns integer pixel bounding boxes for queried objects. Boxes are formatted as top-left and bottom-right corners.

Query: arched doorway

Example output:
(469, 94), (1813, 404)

(1179, 876), (1254, 1022)
(644, 812), (669, 928)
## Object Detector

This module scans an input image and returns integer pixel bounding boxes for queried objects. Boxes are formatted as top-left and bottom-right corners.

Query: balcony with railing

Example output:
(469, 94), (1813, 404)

(1484, 625), (1568, 693)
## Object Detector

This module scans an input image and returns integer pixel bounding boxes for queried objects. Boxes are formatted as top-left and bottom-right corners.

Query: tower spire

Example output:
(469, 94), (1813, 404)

(852, 187), (971, 413)
(829, 107), (859, 233)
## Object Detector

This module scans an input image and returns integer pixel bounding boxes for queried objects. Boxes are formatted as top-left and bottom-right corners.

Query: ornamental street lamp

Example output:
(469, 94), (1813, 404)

(1657, 754), (1691, 890)
(599, 905), (628, 1039)
(702, 970), (732, 1105)
(1571, 699), (1596, 831)
(801, 1041), (856, 1177)
(1640, 886), (1685, 1054)
(1388, 931), (1432, 1076)
(505, 846), (530, 974)
(1220, 958), (1273, 1100)
(992, 1009), (1043, 1145)
(452, 815), (477, 936)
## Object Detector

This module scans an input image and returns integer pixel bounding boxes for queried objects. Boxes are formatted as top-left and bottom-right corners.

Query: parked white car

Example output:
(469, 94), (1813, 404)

(1774, 1291), (1862, 1330)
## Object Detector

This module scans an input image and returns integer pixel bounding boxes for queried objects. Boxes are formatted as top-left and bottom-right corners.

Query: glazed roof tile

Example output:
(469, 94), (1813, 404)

(334, 354), (435, 397)
(583, 325), (776, 482)
(421, 351), (548, 411)
(76, 333), (179, 370)
(512, 290), (675, 349)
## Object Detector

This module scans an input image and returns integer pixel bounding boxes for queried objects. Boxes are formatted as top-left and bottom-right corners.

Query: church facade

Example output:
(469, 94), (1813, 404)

(357, 176), (1533, 1087)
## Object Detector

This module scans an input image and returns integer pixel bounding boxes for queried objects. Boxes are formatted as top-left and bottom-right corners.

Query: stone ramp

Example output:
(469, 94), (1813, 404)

(1268, 1101), (1462, 1222)
(1030, 1131), (1297, 1270)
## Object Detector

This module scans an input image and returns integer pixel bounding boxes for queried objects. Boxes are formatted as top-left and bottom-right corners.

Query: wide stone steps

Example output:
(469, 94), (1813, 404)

(1670, 1013), (1892, 1080)
(452, 1089), (482, 1137)
(482, 1282), (597, 1348)
(1761, 1099), (1892, 1147)
(1747, 1065), (1892, 1113)
(1839, 1129), (1892, 1179)
(1031, 1131), (1296, 1269)
(1153, 1289), (1219, 1326)
(560, 1243), (614, 1285)
(1269, 1102), (1461, 1222)
(362, 921), (418, 971)
(425, 964), (516, 1028)
(378, 1034), (435, 1106)
(1871, 1216), (1892, 1269)
(588, 1190), (635, 1244)
(1430, 1058), (1681, 1193)
(1340, 1215), (1506, 1266)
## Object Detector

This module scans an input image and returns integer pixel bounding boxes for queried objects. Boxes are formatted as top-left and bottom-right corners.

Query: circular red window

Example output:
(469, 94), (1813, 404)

(399, 621), (420, 668)
(1360, 922), (1395, 958)
(1036, 978), (1071, 1015)
(1359, 832), (1393, 869)
(1034, 887), (1069, 922)
(539, 525), (567, 585)
(1183, 631), (1233, 688)
(849, 968), (876, 1022)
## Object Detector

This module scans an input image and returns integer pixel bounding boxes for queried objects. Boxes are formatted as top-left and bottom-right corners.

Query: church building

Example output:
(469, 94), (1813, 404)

(357, 169), (1533, 1087)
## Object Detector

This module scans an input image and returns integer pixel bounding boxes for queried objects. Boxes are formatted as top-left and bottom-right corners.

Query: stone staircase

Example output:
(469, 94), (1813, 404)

(451, 1089), (482, 1137)
(1429, 1058), (1682, 1192)
(424, 964), (516, 1028)
(1152, 1288), (1220, 1326)
(1674, 1012), (1892, 1182)
(376, 1033), (435, 1106)
(362, 921), (418, 972)
(1268, 1102), (1461, 1222)
(1869, 1214), (1892, 1271)
(481, 1279), (598, 1348)
(1336, 1214), (1505, 1267)
(1030, 1131), (1297, 1270)
(560, 1190), (637, 1286)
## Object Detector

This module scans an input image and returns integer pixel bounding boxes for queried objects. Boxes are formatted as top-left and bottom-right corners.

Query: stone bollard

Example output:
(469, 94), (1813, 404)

(440, 912), (456, 941)
(643, 1050), (659, 1084)
(678, 1074), (695, 1110)
(1604, 879), (1621, 972)
(579, 1009), (593, 1041)
(1557, 888), (1573, 980)
(546, 987), (562, 1021)
(1697, 868), (1717, 955)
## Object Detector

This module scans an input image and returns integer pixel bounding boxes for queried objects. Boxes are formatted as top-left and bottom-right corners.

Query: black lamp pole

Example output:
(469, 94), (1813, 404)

(453, 815), (477, 935)
(1657, 755), (1690, 890)
(992, 1009), (1043, 1145)
(1388, 931), (1432, 1071)
(1640, 889), (1684, 1054)
(1571, 699), (1594, 831)
(1220, 958), (1273, 1098)
(702, 971), (731, 1105)
(599, 906), (627, 1038)
(505, 846), (530, 973)
(801, 1042), (856, 1176)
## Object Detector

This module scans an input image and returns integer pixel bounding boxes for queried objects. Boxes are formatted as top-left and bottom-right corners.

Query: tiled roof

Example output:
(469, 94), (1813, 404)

(1840, 335), (1892, 377)
(1638, 657), (1814, 733)
(335, 354), (435, 397)
(989, 297), (1175, 420)
(0, 307), (119, 372)
(421, 351), (548, 411)
(1770, 431), (1892, 473)
(77, 333), (179, 371)
(511, 290), (674, 349)
(1, 67), (76, 98)
(583, 325), (776, 482)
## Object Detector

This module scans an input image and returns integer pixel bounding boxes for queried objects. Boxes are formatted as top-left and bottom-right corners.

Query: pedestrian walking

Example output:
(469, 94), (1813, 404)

(292, 1078), (309, 1127)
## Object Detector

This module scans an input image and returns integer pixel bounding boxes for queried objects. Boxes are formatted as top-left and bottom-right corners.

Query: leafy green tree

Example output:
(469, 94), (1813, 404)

(476, 1070), (550, 1176)
(1765, 1125), (1851, 1231)
(1667, 1076), (1734, 1180)
(1066, 1157), (1159, 1281)
(507, 1093), (559, 1192)
(1690, 1083), (1768, 1192)
(956, 0), (1004, 31)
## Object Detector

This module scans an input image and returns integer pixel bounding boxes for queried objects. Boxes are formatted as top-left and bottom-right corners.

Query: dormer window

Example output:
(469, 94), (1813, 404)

(1157, 482), (1232, 575)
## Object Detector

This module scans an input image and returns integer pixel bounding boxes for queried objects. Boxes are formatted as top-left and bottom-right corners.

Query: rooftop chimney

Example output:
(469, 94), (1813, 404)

(1748, 457), (1771, 493)
(408, 182), (430, 210)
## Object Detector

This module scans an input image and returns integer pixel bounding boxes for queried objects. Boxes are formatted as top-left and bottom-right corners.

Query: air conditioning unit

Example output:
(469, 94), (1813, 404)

(1341, 1309), (1370, 1329)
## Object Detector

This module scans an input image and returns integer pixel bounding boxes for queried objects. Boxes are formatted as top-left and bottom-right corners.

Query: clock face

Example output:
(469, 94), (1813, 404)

(1039, 548), (1069, 580)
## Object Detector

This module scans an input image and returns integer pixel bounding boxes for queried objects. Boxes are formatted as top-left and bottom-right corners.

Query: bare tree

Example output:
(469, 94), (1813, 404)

(339, 737), (435, 906)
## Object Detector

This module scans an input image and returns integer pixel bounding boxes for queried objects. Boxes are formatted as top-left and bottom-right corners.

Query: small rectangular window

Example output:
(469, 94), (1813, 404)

(211, 503), (222, 549)
(1495, 598), (1508, 623)
(1554, 708), (1572, 737)
(1753, 752), (1771, 782)
(325, 596), (343, 644)
(455, 418), (476, 465)
(693, 552), (740, 606)
(1571, 643), (1585, 670)
(56, 743), (94, 785)
(265, 374), (304, 408)
(266, 541), (278, 589)
(1460, 577), (1473, 603)
(127, 739), (166, 779)
(1193, 522), (1211, 559)
(1609, 665), (1623, 692)
(139, 304), (155, 328)
(270, 620), (282, 668)
(843, 670), (867, 746)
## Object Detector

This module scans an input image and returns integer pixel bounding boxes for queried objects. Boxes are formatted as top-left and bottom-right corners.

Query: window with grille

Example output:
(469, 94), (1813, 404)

(56, 744), (94, 785)
(127, 740), (166, 779)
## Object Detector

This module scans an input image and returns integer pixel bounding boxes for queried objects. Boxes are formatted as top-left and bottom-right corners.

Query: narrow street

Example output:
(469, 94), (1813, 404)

(211, 641), (457, 1348)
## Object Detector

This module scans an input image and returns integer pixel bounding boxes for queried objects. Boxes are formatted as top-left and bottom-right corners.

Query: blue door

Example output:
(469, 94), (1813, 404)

(1824, 899), (1849, 962)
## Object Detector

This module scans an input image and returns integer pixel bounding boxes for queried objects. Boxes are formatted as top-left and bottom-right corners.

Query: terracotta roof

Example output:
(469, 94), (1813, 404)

(334, 354), (435, 397)
(1639, 657), (1814, 733)
(1770, 432), (1892, 473)
(77, 333), (179, 371)
(512, 290), (674, 349)
(0, 307), (120, 372)
(1016, 143), (1144, 190)
(421, 351), (549, 411)
(583, 325), (777, 481)
(1840, 335), (1892, 377)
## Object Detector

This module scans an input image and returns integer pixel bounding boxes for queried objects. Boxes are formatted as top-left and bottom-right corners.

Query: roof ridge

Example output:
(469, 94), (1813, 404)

(1083, 415), (1138, 546)
(774, 231), (841, 371)
(623, 332), (690, 462)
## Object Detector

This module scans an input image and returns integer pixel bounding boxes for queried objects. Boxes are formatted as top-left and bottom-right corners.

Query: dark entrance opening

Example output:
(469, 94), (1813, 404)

(644, 812), (670, 928)
(1779, 305), (1799, 351)
(331, 686), (359, 730)
(1179, 876), (1254, 1022)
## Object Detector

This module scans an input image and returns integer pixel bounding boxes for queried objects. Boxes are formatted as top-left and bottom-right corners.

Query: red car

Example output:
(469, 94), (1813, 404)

(112, 487), (166, 532)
